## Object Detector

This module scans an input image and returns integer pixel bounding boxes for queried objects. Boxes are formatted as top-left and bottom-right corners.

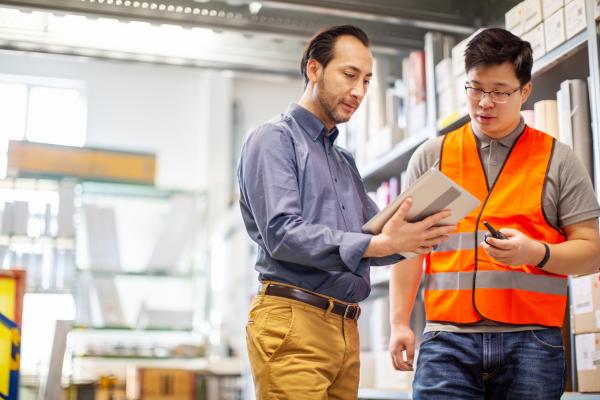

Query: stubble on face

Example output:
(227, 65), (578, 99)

(316, 73), (351, 125)
(298, 35), (372, 130)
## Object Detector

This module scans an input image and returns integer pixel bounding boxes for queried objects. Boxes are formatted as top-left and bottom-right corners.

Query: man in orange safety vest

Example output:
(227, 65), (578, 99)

(389, 27), (600, 399)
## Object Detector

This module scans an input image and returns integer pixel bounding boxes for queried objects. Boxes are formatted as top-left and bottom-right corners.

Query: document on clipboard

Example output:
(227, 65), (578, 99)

(362, 168), (480, 240)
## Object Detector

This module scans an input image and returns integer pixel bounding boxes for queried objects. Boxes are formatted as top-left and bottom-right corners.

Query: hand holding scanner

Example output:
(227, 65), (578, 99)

(483, 220), (506, 240)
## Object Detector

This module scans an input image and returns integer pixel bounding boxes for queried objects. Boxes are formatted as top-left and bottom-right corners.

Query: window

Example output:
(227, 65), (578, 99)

(27, 86), (87, 146)
(0, 82), (27, 148)
(0, 75), (86, 377)
(0, 76), (87, 177)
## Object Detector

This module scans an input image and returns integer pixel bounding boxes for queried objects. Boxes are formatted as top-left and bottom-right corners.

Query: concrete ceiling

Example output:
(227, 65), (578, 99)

(0, 0), (520, 75)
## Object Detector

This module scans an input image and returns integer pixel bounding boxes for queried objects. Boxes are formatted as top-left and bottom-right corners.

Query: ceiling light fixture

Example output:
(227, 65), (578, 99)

(248, 2), (262, 15)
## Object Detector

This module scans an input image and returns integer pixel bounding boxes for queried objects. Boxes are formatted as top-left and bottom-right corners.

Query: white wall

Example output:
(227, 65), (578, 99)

(0, 51), (303, 190)
(218, 74), (303, 357)
(0, 48), (304, 364)
(233, 74), (303, 136)
(0, 51), (210, 189)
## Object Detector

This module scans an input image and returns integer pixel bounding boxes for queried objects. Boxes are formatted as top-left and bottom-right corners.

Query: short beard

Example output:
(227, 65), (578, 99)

(316, 75), (350, 125)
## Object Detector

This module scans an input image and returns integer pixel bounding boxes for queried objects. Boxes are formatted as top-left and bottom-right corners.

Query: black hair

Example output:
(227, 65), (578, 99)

(300, 25), (370, 86)
(465, 28), (533, 85)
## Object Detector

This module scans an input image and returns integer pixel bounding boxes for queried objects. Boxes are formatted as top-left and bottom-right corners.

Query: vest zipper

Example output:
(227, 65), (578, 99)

(472, 131), (525, 324)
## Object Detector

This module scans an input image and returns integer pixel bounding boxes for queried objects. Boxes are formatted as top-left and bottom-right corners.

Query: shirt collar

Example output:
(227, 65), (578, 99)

(287, 103), (339, 144)
(471, 116), (526, 149)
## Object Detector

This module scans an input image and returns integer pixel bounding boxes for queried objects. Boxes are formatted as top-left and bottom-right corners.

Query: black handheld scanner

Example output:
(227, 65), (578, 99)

(483, 220), (507, 240)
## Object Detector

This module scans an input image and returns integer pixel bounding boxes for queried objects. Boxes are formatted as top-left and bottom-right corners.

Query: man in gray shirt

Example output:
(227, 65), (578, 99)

(389, 28), (600, 399)
(238, 25), (454, 399)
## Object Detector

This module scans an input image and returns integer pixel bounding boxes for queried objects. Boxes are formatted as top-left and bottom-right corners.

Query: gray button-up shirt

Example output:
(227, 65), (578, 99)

(237, 103), (402, 302)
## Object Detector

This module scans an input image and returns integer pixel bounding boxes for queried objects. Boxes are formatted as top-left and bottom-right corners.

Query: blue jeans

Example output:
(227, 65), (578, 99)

(413, 329), (567, 399)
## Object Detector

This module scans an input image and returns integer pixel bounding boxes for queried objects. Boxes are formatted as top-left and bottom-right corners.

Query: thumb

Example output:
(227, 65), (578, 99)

(406, 343), (415, 366)
(499, 228), (519, 238)
(388, 197), (412, 226)
(389, 343), (404, 370)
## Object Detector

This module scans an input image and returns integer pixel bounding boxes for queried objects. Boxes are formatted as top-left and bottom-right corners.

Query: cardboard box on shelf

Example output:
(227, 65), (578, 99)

(455, 73), (467, 112)
(451, 37), (469, 77)
(437, 86), (458, 121)
(572, 273), (600, 334)
(542, 0), (564, 18)
(524, 0), (543, 31)
(544, 8), (566, 51)
(435, 58), (453, 93)
(506, 2), (525, 36)
(565, 0), (586, 39)
(575, 333), (600, 392)
(96, 387), (127, 400)
(127, 368), (195, 400)
(522, 23), (546, 60)
(451, 29), (484, 77)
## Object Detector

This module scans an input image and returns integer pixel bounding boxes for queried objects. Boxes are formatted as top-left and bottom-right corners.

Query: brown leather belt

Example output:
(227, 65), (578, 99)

(259, 283), (361, 321)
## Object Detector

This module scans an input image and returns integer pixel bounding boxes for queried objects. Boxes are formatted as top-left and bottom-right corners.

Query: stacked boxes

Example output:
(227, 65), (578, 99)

(506, 2), (526, 36)
(572, 273), (600, 334)
(543, 0), (564, 18)
(522, 22), (546, 60)
(565, 0), (587, 39)
(571, 273), (600, 392)
(574, 334), (600, 392)
(523, 0), (543, 32)
(506, 0), (587, 59)
(544, 5), (566, 51)
(434, 29), (483, 130)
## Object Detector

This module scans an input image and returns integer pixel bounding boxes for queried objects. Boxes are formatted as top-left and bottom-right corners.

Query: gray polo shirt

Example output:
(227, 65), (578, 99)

(406, 119), (600, 333)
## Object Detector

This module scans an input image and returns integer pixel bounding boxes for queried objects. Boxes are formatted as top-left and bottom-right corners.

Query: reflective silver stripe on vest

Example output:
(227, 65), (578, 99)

(432, 232), (487, 253)
(424, 270), (567, 296)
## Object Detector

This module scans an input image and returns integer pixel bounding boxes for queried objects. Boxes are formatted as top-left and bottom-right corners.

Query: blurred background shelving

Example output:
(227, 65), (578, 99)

(0, 0), (598, 399)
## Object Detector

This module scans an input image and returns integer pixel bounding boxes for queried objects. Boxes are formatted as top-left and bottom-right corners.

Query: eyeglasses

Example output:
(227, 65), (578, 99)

(464, 85), (523, 104)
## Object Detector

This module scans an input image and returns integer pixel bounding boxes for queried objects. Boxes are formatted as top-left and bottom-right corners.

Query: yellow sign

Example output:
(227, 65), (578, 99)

(0, 278), (16, 322)
(0, 322), (11, 396)
(7, 140), (156, 185)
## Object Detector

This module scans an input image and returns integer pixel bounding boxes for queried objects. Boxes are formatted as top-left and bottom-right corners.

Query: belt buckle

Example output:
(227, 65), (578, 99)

(343, 304), (360, 320)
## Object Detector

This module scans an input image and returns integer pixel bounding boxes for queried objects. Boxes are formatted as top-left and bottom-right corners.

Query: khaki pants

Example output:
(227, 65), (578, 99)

(246, 283), (360, 400)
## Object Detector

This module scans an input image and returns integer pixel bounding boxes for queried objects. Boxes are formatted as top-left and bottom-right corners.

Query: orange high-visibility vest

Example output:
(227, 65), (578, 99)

(424, 124), (567, 327)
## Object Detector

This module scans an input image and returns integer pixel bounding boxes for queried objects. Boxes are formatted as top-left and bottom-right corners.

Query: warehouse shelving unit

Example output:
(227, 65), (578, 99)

(68, 180), (209, 382)
(357, 0), (600, 396)
(0, 0), (597, 398)
(0, 174), (211, 387)
(361, 129), (434, 191)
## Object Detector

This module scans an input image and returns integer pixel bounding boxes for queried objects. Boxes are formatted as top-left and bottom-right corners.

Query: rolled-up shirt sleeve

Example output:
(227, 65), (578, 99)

(239, 125), (373, 273)
(362, 190), (404, 266)
(340, 150), (405, 267)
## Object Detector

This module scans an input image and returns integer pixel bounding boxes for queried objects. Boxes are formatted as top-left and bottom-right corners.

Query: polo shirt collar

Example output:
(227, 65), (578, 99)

(471, 116), (526, 149)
